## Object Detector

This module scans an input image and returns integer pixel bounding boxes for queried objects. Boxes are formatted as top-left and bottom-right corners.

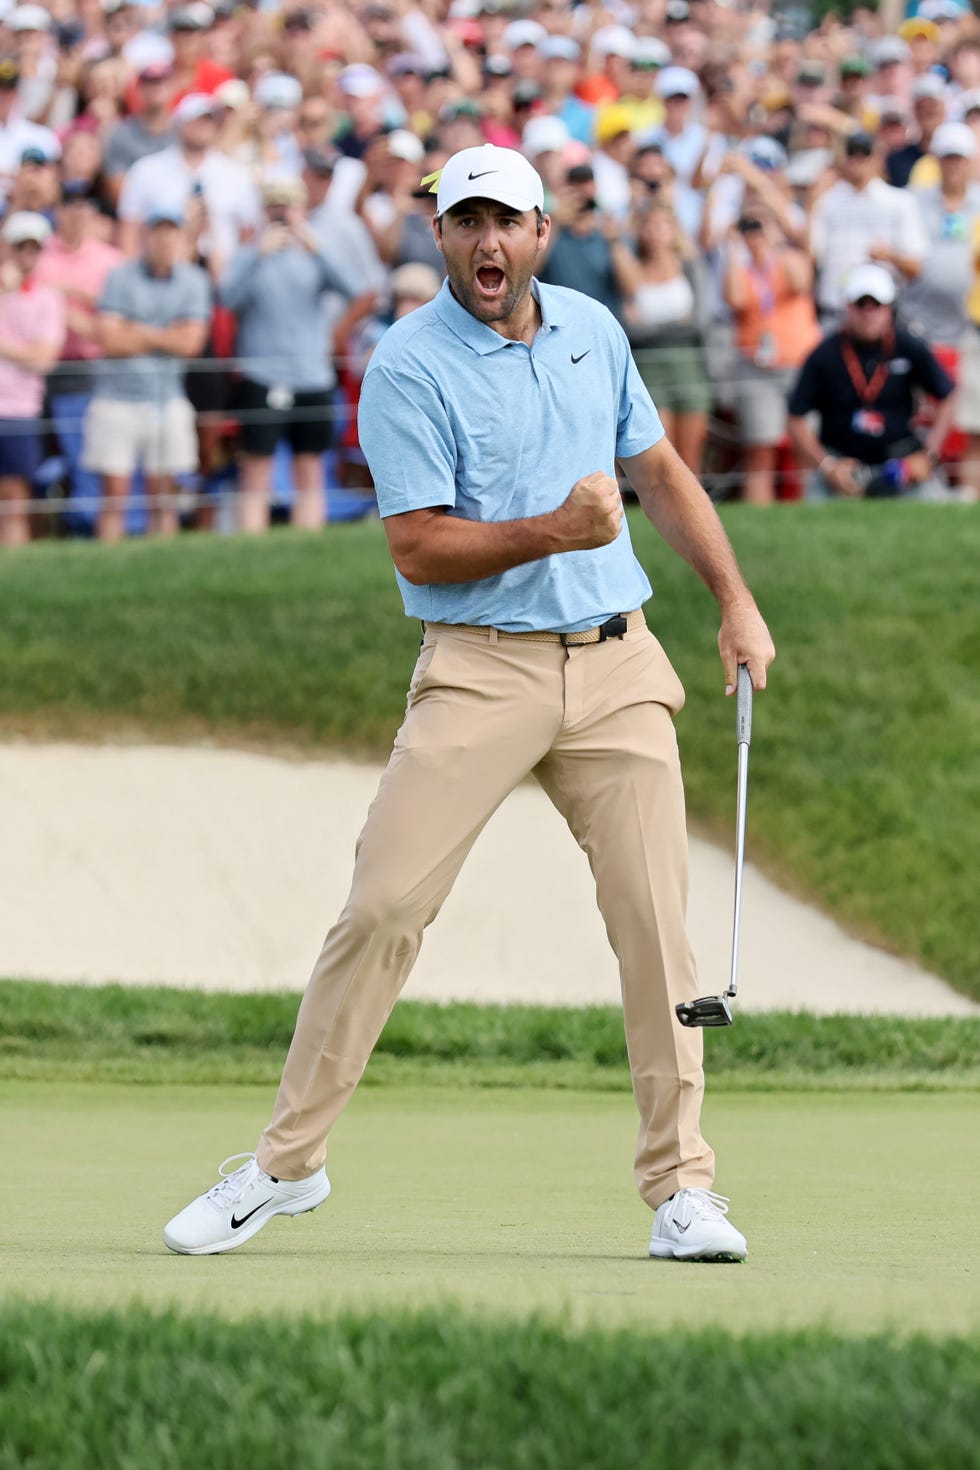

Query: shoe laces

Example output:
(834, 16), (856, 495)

(207, 1153), (266, 1206)
(665, 1188), (731, 1229)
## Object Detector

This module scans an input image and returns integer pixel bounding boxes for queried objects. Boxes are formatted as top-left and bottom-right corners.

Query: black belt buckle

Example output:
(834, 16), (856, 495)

(597, 614), (629, 642)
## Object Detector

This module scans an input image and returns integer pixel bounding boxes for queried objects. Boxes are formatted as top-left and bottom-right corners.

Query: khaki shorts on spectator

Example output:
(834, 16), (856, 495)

(955, 327), (980, 434)
(82, 397), (199, 478)
(731, 356), (796, 446)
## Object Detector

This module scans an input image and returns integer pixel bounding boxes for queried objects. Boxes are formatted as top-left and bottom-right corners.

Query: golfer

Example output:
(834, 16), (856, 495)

(164, 145), (775, 1263)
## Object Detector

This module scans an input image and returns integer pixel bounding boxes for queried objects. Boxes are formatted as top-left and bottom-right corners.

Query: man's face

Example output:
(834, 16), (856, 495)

(434, 199), (549, 327)
(842, 148), (875, 184)
(845, 295), (891, 341)
(179, 113), (217, 150)
(939, 152), (971, 189)
(145, 220), (182, 270)
(913, 96), (945, 133)
(139, 75), (171, 112)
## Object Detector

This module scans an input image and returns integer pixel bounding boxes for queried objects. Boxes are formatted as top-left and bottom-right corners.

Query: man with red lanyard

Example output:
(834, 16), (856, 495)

(786, 263), (961, 500)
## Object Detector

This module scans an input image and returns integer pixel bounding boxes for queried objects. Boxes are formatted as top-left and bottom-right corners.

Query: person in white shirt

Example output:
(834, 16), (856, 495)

(117, 92), (261, 275)
(0, 56), (59, 195)
(809, 130), (928, 323)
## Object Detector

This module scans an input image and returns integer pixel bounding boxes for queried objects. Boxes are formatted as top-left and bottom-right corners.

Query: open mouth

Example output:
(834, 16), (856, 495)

(475, 265), (506, 298)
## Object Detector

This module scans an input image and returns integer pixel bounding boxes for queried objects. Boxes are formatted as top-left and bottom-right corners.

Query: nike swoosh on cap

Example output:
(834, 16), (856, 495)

(467, 170), (498, 180)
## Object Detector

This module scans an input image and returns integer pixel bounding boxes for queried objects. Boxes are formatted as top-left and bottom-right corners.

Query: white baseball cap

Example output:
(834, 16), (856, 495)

(173, 91), (217, 123)
(932, 120), (977, 157)
(338, 63), (384, 97)
(912, 71), (948, 100)
(591, 24), (636, 61)
(254, 72), (303, 110)
(502, 19), (546, 51)
(8, 4), (52, 30)
(387, 128), (424, 164)
(2, 210), (52, 244)
(522, 114), (570, 157)
(655, 65), (699, 98)
(843, 263), (896, 305)
(435, 143), (544, 215)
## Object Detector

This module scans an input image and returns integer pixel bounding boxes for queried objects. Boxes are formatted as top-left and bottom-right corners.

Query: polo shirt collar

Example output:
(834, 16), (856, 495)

(433, 276), (567, 355)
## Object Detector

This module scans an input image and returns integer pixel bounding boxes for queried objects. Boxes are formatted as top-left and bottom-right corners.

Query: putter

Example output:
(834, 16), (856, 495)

(675, 663), (753, 1028)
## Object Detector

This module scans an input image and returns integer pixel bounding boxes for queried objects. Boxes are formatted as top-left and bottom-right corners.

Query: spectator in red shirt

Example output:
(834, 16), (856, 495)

(168, 7), (235, 108)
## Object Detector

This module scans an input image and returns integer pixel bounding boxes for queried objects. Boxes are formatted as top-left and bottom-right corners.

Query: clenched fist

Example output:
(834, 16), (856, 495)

(553, 471), (624, 551)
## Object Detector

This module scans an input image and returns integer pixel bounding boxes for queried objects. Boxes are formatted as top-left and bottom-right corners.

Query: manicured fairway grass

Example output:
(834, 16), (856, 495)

(3, 1080), (978, 1335)
(0, 506), (977, 996)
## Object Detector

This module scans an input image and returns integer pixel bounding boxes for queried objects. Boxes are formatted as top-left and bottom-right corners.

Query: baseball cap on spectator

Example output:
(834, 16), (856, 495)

(435, 144), (544, 214)
(522, 113), (570, 156)
(932, 120), (976, 156)
(595, 103), (634, 146)
(144, 203), (185, 226)
(502, 19), (546, 51)
(871, 36), (909, 68)
(0, 58), (19, 88)
(169, 4), (212, 30)
(8, 5), (52, 32)
(255, 72), (303, 110)
(796, 61), (826, 87)
(911, 72), (947, 101)
(843, 263), (896, 305)
(739, 135), (787, 171)
(20, 145), (54, 166)
(632, 37), (671, 70)
(282, 9), (312, 30)
(214, 77), (249, 110)
(786, 147), (833, 188)
(483, 54), (512, 78)
(261, 176), (306, 206)
(877, 96), (909, 123)
(512, 79), (543, 109)
(338, 63), (383, 97)
(665, 0), (690, 22)
(591, 25), (636, 61)
(439, 97), (483, 122)
(387, 52), (428, 77)
(839, 55), (871, 78)
(899, 17), (940, 43)
(844, 129), (875, 156)
(139, 61), (173, 82)
(390, 261), (441, 302)
(655, 66), (699, 99)
(958, 90), (980, 118)
(1, 210), (50, 243)
(173, 92), (217, 124)
(387, 129), (425, 164)
(540, 36), (580, 63)
(124, 32), (175, 72)
(919, 0), (967, 18)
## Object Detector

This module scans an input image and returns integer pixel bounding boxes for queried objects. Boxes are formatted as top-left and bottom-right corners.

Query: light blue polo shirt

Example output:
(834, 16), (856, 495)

(358, 277), (664, 633)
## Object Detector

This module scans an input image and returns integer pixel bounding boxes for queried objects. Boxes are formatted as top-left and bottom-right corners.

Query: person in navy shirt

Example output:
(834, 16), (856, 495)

(163, 146), (775, 1266)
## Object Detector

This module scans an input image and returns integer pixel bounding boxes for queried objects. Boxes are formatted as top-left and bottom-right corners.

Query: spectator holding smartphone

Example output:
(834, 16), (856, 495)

(723, 211), (820, 504)
(220, 177), (354, 533)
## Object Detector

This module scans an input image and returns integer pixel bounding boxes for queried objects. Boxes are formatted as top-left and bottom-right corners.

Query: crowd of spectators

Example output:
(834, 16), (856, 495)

(0, 0), (978, 543)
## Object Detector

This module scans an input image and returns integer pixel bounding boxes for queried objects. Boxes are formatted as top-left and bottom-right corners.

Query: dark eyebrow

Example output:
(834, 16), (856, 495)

(446, 201), (525, 221)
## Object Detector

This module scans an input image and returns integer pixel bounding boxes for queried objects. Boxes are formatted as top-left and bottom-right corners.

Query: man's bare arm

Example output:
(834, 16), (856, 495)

(383, 472), (623, 586)
(619, 437), (776, 692)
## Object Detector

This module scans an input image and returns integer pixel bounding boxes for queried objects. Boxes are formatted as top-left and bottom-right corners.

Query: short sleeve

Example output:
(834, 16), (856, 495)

(787, 345), (823, 417)
(615, 333), (665, 458)
(178, 267), (212, 321)
(907, 334), (953, 399)
(358, 362), (458, 518)
(98, 264), (131, 316)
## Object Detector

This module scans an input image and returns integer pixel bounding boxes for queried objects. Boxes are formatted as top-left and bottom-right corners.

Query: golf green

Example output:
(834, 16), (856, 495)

(4, 1081), (977, 1334)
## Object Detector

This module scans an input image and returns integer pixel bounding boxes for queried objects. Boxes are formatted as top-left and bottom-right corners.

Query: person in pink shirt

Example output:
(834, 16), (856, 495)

(0, 211), (65, 548)
(34, 180), (123, 535)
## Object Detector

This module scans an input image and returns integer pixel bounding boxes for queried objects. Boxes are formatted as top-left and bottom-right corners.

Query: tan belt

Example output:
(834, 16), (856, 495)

(422, 609), (646, 646)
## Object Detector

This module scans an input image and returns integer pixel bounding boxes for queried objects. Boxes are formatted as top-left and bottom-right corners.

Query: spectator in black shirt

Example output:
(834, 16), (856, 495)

(885, 73), (947, 188)
(787, 263), (958, 499)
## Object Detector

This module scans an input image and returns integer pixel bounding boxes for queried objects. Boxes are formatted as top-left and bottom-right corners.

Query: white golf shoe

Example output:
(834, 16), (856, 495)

(163, 1153), (331, 1256)
(648, 1188), (747, 1263)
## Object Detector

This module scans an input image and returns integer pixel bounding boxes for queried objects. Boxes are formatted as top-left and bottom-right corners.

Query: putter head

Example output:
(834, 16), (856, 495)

(675, 994), (733, 1028)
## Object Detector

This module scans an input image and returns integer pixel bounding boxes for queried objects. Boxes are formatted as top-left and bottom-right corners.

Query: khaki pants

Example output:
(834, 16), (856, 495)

(257, 619), (715, 1211)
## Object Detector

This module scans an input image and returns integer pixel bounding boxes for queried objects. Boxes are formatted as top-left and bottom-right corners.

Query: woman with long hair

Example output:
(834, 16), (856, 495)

(621, 198), (713, 474)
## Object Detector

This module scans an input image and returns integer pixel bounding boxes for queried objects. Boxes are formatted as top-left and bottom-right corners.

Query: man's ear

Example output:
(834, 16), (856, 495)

(432, 215), (443, 251)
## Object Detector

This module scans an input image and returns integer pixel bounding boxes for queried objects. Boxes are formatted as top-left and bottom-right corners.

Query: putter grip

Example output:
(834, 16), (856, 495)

(737, 663), (752, 746)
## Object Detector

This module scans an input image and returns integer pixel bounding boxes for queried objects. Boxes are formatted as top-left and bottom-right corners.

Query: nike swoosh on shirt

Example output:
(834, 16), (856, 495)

(571, 351), (590, 364)
(231, 1199), (273, 1229)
